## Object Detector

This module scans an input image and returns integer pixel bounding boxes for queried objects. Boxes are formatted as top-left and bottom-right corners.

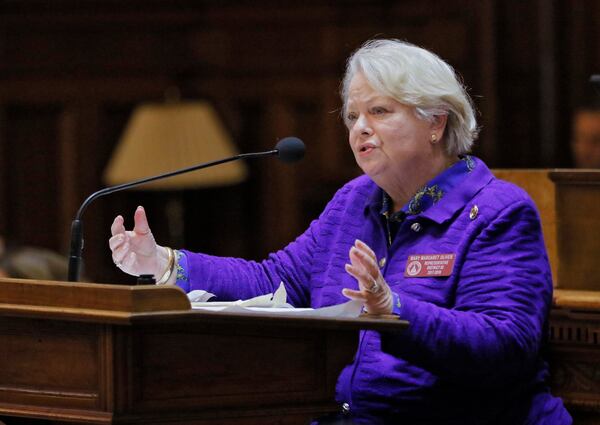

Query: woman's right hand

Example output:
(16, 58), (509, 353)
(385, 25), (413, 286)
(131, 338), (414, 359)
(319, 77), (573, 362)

(109, 206), (169, 278)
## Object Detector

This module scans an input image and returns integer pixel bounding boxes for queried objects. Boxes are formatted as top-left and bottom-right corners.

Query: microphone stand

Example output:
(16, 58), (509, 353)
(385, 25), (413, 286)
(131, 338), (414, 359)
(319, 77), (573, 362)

(67, 150), (277, 282)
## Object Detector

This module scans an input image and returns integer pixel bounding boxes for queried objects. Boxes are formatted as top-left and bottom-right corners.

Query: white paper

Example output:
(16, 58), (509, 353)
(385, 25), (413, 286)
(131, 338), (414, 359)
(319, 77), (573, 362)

(187, 289), (216, 302)
(190, 282), (363, 318)
(191, 282), (293, 309)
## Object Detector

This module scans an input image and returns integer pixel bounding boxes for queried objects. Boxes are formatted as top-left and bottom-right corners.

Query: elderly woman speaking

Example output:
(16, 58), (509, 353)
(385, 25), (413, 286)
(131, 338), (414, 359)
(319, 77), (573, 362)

(109, 39), (571, 424)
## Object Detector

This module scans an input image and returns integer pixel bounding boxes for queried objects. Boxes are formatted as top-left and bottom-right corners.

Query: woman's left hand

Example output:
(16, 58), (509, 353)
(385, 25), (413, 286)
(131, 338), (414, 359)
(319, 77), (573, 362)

(342, 239), (393, 314)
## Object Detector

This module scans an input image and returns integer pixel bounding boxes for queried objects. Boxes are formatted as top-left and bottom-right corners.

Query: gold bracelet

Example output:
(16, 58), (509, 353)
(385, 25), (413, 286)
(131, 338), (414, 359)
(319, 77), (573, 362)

(156, 247), (175, 285)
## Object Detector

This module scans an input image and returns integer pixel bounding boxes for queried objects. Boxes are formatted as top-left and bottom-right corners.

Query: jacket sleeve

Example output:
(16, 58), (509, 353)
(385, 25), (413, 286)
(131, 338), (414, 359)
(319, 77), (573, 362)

(181, 185), (349, 308)
(382, 199), (553, 385)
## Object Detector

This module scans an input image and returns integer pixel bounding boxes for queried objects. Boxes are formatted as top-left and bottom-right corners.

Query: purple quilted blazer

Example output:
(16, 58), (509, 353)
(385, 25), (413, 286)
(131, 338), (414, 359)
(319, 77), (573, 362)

(180, 157), (571, 424)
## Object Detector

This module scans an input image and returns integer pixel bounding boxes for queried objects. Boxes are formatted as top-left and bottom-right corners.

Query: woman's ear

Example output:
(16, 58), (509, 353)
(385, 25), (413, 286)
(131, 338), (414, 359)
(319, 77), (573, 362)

(432, 114), (448, 132)
(430, 114), (448, 142)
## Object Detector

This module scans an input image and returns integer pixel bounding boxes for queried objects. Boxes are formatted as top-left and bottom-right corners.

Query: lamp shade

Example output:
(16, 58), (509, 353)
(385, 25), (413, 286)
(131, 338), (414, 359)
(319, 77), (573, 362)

(103, 101), (247, 190)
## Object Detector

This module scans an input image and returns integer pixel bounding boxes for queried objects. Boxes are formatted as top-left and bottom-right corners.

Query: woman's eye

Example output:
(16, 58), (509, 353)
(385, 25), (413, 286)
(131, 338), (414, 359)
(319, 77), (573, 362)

(346, 113), (357, 122)
(372, 107), (387, 115)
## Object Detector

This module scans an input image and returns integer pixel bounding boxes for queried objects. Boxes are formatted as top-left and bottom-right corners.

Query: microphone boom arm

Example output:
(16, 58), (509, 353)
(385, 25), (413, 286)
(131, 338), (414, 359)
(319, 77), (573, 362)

(67, 149), (277, 282)
(75, 150), (276, 221)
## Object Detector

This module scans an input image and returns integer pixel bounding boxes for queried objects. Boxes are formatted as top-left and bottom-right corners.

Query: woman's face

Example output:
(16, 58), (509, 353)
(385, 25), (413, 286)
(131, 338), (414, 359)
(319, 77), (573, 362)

(345, 73), (440, 182)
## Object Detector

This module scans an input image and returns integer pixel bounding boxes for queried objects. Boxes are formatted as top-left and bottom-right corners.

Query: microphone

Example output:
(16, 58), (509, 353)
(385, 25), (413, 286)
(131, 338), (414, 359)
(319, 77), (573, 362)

(67, 136), (305, 282)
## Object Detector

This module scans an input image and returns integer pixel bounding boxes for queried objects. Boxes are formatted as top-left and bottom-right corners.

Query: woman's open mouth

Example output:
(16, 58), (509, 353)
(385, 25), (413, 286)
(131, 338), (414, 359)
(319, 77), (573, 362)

(359, 142), (378, 155)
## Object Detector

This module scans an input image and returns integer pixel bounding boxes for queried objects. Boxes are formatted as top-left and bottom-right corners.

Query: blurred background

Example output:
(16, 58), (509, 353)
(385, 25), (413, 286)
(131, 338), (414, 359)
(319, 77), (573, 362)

(0, 0), (598, 284)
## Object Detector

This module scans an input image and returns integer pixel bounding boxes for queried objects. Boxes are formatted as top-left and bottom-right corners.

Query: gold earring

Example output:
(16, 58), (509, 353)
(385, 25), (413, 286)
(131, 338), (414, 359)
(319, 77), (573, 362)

(430, 134), (437, 143)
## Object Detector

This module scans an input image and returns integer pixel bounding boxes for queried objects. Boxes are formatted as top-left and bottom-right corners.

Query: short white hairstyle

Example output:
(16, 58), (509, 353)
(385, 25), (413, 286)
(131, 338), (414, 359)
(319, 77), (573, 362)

(341, 39), (479, 156)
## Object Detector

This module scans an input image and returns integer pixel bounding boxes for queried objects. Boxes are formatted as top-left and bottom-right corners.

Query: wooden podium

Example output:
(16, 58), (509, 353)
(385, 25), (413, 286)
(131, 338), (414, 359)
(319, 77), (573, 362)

(0, 278), (406, 424)
(550, 290), (600, 425)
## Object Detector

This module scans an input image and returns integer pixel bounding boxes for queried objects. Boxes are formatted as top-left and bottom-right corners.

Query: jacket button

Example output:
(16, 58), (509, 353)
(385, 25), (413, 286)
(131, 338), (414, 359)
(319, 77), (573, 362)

(342, 402), (351, 413)
(411, 222), (421, 232)
(469, 205), (479, 220)
(379, 257), (386, 268)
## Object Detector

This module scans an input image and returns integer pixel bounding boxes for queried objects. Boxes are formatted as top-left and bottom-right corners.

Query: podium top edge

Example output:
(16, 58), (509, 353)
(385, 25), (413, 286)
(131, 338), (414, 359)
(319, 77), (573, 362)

(0, 277), (191, 318)
(549, 170), (600, 183)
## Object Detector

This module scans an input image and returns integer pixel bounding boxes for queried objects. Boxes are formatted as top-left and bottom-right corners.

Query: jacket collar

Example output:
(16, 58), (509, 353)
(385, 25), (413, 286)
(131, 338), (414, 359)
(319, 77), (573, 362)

(365, 156), (494, 224)
(420, 156), (493, 224)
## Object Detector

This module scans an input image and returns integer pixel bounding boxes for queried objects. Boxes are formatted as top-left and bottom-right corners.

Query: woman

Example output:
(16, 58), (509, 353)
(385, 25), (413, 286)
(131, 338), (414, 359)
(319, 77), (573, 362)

(109, 39), (571, 424)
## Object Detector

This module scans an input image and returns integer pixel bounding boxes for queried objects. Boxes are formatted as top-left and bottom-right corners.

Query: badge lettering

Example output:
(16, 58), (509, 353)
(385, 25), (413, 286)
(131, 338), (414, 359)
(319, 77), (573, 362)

(404, 253), (456, 277)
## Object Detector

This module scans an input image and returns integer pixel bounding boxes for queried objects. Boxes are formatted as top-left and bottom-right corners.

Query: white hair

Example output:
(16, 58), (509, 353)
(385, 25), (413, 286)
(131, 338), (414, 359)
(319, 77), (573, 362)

(341, 39), (479, 156)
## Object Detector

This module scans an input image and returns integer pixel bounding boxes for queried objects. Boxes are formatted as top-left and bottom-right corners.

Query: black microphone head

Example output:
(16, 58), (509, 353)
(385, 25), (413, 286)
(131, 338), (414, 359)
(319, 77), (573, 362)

(275, 137), (305, 163)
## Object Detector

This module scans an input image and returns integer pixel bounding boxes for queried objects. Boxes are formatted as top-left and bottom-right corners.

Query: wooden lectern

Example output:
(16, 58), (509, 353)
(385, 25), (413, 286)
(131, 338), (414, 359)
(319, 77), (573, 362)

(0, 278), (406, 424)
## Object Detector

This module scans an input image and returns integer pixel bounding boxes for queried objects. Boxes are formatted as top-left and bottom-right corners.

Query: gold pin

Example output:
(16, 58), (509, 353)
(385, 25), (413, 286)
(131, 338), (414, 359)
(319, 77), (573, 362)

(379, 257), (386, 268)
(469, 205), (479, 220)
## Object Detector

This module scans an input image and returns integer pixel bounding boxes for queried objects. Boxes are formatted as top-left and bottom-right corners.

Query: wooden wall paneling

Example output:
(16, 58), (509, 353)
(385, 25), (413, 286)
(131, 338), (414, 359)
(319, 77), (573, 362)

(4, 104), (62, 250)
(220, 100), (266, 260)
(260, 99), (301, 255)
(563, 1), (587, 111)
(288, 98), (331, 227)
(318, 77), (356, 178)
(555, 2), (579, 167)
(206, 98), (253, 258)
(314, 27), (350, 183)
(0, 106), (7, 236)
(57, 105), (81, 255)
(538, 0), (559, 166)
(474, 0), (499, 165)
(0, 0), (597, 283)
(312, 75), (359, 219)
(495, 2), (542, 167)
(563, 0), (600, 109)
(0, 77), (172, 105)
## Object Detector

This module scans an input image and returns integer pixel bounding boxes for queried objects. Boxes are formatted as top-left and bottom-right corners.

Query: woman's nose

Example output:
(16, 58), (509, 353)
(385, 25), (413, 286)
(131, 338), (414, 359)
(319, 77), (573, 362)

(356, 115), (373, 136)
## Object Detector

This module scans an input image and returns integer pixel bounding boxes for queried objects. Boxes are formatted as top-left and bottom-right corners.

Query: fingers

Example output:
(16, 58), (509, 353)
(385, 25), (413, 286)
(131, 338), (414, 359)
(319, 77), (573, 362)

(133, 206), (151, 236)
(342, 287), (368, 302)
(346, 242), (380, 292)
(111, 215), (126, 236)
(350, 243), (379, 278)
(345, 262), (372, 290)
(343, 240), (393, 314)
(355, 239), (377, 261)
(347, 241), (380, 294)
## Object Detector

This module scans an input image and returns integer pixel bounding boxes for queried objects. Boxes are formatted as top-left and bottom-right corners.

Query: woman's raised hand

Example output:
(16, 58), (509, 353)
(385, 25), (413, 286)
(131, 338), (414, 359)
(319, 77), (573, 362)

(343, 239), (394, 314)
(109, 206), (169, 278)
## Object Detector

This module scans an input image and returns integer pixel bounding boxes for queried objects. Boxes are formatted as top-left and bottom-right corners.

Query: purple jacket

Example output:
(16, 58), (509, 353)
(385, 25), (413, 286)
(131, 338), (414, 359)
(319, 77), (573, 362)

(181, 157), (571, 424)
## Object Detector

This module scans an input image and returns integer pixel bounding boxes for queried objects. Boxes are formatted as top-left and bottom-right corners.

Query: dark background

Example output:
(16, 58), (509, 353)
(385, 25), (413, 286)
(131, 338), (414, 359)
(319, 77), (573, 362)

(0, 0), (598, 283)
